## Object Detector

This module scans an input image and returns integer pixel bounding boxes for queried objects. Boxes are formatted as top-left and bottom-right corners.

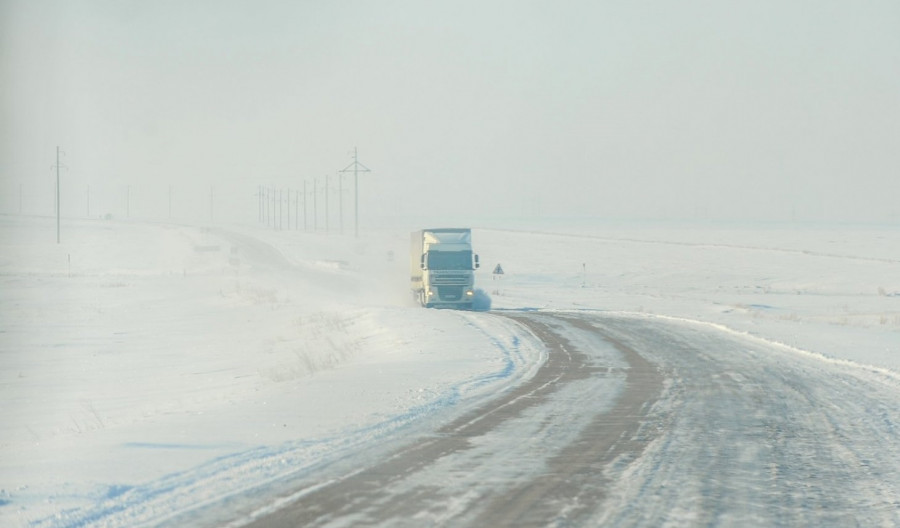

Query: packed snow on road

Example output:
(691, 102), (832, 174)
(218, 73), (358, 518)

(1, 215), (898, 526)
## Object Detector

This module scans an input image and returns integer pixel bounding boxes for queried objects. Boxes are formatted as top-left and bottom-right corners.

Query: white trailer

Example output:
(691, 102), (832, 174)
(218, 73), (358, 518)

(410, 228), (480, 309)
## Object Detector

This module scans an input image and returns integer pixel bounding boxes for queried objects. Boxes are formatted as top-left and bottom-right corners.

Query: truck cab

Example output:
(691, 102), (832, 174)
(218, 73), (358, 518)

(410, 228), (480, 309)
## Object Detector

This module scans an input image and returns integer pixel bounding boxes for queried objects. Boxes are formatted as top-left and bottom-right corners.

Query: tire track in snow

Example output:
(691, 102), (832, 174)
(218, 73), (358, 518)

(240, 311), (900, 527)
(591, 315), (900, 526)
(64, 310), (898, 526)
(237, 312), (591, 527)
(239, 312), (665, 527)
(467, 314), (665, 527)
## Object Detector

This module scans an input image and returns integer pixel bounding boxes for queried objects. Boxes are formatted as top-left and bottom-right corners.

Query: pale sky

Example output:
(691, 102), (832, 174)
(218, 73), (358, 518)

(2, 0), (899, 226)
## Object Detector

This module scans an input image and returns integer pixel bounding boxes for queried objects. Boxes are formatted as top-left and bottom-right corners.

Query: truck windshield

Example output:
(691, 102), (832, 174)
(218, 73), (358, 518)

(427, 250), (472, 270)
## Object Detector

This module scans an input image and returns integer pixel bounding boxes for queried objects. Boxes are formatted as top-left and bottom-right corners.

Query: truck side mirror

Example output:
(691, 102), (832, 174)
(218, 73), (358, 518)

(420, 253), (427, 270)
(474, 254), (480, 269)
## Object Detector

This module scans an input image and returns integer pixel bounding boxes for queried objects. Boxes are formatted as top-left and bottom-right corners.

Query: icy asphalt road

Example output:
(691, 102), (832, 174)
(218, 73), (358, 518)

(237, 311), (900, 527)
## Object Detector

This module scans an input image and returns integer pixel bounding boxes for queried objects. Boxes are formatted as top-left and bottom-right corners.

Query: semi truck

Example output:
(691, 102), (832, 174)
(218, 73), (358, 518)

(410, 228), (480, 309)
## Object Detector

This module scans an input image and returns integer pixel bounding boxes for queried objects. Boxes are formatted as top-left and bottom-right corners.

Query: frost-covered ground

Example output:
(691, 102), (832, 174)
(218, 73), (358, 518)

(0, 215), (543, 527)
(1, 215), (898, 526)
(479, 223), (900, 372)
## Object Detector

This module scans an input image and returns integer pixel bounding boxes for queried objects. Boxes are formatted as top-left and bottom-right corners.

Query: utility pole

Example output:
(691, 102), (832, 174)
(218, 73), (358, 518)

(52, 146), (64, 243)
(338, 172), (344, 234)
(325, 174), (330, 234)
(56, 147), (61, 242)
(340, 147), (371, 238)
(303, 180), (308, 231)
(295, 189), (299, 230)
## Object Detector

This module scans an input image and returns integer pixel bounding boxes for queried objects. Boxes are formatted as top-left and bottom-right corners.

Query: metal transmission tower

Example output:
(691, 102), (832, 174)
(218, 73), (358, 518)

(339, 147), (371, 238)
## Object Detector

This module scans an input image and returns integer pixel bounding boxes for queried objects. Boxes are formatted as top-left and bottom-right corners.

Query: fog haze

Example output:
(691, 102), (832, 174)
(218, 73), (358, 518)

(2, 0), (899, 226)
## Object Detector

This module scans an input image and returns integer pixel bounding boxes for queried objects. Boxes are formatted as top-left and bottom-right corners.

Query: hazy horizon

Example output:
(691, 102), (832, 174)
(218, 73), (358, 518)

(2, 0), (899, 228)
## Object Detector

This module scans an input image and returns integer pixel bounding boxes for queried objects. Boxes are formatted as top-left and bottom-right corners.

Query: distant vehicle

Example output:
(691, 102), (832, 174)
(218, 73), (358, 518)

(410, 228), (480, 309)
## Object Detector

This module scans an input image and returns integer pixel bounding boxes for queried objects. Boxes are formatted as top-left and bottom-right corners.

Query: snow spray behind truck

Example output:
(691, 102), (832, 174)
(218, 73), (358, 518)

(411, 228), (480, 309)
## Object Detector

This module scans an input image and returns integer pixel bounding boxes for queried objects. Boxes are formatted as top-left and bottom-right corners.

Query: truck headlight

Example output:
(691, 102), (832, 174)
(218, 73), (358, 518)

(465, 289), (474, 297)
(427, 290), (435, 297)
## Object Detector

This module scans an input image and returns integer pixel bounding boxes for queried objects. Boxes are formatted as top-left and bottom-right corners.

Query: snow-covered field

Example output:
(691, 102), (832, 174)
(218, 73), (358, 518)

(480, 223), (900, 372)
(0, 215), (544, 527)
(1, 215), (898, 526)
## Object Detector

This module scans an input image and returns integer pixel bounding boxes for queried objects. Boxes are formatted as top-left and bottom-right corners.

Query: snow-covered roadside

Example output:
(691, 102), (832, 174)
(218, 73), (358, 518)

(477, 223), (900, 373)
(0, 216), (545, 527)
(3, 215), (897, 526)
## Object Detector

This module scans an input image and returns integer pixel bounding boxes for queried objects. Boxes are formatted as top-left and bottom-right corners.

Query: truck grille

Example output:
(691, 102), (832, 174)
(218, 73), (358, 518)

(431, 274), (469, 285)
(437, 286), (464, 301)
